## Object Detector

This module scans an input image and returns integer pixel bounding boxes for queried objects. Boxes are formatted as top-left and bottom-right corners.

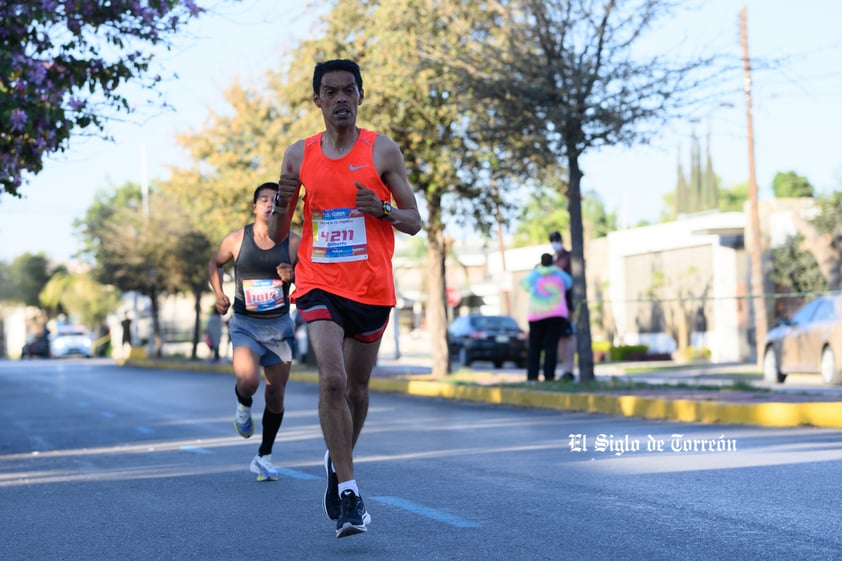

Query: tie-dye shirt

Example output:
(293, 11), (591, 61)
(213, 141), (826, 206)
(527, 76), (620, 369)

(520, 265), (573, 322)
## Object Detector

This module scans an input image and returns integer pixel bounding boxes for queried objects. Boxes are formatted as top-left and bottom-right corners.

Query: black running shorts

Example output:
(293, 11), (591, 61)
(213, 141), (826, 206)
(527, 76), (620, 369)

(294, 289), (391, 343)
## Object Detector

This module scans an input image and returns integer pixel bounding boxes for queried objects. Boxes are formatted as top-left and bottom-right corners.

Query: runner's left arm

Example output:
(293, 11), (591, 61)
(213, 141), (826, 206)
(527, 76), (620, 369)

(376, 135), (422, 236)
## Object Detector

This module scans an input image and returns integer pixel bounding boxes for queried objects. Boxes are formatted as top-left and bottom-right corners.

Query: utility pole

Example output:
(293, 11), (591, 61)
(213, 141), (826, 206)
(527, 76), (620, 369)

(740, 6), (768, 366)
(495, 203), (511, 315)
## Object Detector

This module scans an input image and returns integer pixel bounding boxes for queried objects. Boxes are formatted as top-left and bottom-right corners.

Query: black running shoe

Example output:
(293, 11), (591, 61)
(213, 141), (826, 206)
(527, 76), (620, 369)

(323, 451), (341, 520)
(336, 490), (371, 538)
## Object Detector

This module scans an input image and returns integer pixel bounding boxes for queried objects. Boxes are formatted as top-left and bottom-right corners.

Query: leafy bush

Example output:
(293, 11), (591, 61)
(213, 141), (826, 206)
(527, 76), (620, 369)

(609, 344), (649, 361)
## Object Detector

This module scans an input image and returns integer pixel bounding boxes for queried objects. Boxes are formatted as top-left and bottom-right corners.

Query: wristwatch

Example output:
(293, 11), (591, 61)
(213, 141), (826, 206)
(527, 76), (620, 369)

(381, 200), (393, 219)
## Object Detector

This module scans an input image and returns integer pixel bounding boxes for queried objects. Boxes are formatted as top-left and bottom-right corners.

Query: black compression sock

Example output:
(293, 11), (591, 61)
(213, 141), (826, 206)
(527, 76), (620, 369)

(234, 385), (253, 407)
(258, 409), (284, 457)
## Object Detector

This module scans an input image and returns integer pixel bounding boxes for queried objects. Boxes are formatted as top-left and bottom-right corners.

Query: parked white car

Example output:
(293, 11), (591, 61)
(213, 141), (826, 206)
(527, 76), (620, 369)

(763, 295), (842, 385)
(51, 326), (93, 358)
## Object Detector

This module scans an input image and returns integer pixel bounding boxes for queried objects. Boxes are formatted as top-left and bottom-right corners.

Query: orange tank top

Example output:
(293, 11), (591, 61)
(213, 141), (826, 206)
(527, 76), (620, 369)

(294, 129), (396, 306)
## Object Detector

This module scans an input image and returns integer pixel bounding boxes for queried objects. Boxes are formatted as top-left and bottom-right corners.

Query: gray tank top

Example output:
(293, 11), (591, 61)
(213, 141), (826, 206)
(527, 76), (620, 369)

(233, 223), (291, 318)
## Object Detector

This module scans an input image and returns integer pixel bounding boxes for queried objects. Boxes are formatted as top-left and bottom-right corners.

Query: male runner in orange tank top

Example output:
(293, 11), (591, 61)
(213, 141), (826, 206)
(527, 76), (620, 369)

(276, 59), (422, 539)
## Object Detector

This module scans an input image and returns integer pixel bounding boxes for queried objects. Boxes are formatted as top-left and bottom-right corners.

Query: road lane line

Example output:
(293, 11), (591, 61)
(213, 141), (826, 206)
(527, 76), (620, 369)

(180, 445), (214, 455)
(274, 467), (320, 481)
(369, 496), (481, 528)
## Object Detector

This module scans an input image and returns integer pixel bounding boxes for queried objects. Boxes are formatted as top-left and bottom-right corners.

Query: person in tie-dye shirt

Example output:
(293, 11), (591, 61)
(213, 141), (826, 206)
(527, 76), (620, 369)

(520, 253), (573, 382)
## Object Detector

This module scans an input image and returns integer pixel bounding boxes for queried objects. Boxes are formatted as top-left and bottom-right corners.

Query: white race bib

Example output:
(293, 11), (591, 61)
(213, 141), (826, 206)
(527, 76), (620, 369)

(242, 279), (286, 312)
(312, 208), (368, 263)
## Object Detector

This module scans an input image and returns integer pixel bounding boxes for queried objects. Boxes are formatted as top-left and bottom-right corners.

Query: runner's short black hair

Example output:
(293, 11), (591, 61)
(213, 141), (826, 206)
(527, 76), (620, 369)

(253, 182), (278, 204)
(541, 253), (554, 267)
(313, 59), (363, 95)
(549, 231), (563, 242)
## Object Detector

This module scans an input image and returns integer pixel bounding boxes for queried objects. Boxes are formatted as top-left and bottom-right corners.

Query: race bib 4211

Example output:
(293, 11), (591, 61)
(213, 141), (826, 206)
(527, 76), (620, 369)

(312, 208), (368, 263)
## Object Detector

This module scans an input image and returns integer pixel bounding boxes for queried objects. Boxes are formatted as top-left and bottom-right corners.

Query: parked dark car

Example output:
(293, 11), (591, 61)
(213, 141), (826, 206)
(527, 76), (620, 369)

(763, 295), (842, 385)
(447, 314), (527, 368)
(21, 331), (50, 358)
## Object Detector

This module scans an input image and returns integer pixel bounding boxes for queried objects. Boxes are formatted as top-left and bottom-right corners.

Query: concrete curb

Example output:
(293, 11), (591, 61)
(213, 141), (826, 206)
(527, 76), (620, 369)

(124, 359), (842, 429)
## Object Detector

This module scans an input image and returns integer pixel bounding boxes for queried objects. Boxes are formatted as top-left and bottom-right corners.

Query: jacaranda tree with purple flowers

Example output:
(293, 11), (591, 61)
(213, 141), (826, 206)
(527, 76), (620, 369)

(0, 0), (206, 197)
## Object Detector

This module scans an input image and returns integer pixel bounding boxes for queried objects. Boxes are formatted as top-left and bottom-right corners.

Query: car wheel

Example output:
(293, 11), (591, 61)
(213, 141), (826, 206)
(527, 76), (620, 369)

(762, 347), (786, 384)
(459, 346), (471, 367)
(820, 347), (842, 385)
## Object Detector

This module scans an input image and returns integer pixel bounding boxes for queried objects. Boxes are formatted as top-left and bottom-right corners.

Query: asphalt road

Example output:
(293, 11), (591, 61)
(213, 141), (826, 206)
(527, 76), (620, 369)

(2, 359), (842, 561)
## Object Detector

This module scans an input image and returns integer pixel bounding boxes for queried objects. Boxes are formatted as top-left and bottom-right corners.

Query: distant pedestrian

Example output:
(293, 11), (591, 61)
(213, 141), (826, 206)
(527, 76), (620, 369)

(520, 253), (573, 382)
(120, 312), (132, 358)
(205, 307), (223, 362)
(550, 230), (576, 381)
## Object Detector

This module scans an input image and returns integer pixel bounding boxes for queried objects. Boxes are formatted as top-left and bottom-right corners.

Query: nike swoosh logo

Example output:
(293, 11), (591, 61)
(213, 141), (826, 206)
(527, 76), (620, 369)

(349, 164), (368, 171)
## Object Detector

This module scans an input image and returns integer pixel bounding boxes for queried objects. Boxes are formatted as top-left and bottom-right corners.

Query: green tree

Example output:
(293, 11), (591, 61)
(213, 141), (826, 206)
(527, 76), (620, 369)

(165, 82), (291, 246)
(170, 230), (214, 359)
(513, 185), (616, 246)
(1, 1), (207, 197)
(0, 261), (13, 301)
(3, 252), (55, 306)
(37, 272), (67, 318)
(77, 182), (204, 357)
(582, 191), (618, 239)
(660, 190), (677, 222)
(772, 171), (814, 198)
(809, 191), (842, 235)
(74, 182), (144, 263)
(718, 181), (749, 212)
(647, 266), (710, 357)
(769, 234), (827, 296)
(674, 157), (688, 216)
(688, 134), (702, 212)
(809, 191), (842, 289)
(449, 0), (719, 382)
(513, 175), (570, 247)
(660, 178), (744, 219)
(701, 137), (719, 210)
(39, 271), (120, 328)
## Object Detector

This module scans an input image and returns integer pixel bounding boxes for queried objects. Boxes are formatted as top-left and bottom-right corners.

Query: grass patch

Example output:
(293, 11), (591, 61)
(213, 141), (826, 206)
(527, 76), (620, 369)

(619, 362), (761, 377)
(444, 376), (771, 394)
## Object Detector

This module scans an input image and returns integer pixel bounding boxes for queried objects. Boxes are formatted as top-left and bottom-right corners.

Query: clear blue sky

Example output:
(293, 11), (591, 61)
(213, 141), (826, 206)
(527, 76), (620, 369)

(1, 0), (840, 262)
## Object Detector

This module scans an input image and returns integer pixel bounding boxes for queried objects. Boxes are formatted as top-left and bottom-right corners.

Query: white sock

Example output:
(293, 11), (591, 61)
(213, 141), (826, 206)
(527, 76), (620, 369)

(338, 480), (359, 496)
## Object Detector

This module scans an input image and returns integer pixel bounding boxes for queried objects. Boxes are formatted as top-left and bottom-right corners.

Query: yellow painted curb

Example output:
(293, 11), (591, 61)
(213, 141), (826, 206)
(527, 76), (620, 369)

(124, 359), (842, 428)
(367, 378), (842, 429)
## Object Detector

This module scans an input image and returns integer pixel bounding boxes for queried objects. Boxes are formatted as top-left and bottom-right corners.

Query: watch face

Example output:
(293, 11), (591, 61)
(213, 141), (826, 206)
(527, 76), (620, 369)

(383, 202), (393, 215)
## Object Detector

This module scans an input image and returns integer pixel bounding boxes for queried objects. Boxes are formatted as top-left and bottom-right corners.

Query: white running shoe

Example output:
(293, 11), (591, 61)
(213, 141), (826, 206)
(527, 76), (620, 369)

(234, 403), (253, 438)
(249, 454), (279, 481)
